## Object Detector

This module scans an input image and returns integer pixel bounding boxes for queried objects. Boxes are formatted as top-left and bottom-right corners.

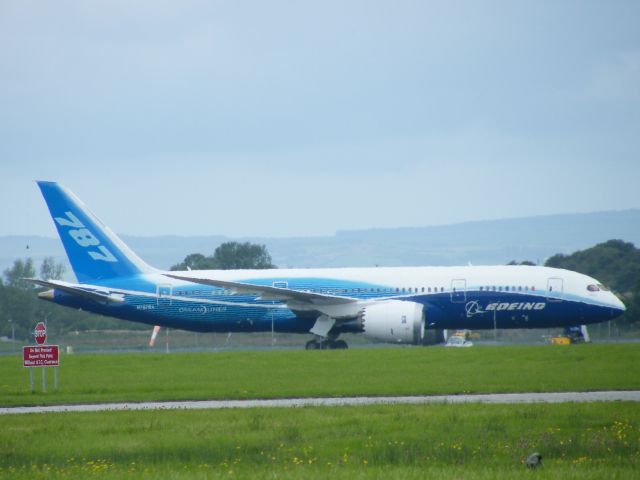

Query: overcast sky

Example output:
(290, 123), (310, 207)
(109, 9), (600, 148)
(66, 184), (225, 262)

(1, 1), (639, 238)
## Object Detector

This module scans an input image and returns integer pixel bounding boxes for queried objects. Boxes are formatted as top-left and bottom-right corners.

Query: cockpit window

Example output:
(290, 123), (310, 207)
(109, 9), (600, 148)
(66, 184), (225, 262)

(597, 284), (610, 292)
(587, 284), (600, 292)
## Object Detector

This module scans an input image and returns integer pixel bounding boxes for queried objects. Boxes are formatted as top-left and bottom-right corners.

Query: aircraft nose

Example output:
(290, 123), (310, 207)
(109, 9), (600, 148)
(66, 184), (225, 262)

(610, 294), (626, 317)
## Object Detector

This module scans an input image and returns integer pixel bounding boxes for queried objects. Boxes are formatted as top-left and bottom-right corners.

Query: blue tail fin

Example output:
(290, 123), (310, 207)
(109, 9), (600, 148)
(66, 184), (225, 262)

(37, 181), (154, 283)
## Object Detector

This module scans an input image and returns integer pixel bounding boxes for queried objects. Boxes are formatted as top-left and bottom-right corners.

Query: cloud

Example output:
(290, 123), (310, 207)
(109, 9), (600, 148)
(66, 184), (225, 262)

(1, 1), (639, 236)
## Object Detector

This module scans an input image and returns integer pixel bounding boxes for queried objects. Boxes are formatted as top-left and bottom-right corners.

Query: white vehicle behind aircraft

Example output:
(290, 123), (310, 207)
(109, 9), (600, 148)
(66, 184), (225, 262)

(445, 336), (473, 348)
(32, 182), (626, 349)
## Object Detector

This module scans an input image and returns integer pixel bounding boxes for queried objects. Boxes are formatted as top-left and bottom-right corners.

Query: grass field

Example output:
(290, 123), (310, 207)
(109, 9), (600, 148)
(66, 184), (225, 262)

(1, 344), (639, 478)
(1, 402), (638, 479)
(0, 343), (639, 407)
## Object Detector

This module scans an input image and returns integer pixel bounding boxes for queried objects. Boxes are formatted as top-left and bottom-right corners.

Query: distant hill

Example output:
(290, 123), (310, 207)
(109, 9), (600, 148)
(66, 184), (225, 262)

(2, 209), (639, 278)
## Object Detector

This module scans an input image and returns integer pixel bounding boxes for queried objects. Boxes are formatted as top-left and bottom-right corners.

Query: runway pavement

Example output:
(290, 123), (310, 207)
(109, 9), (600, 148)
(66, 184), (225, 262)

(1, 390), (639, 415)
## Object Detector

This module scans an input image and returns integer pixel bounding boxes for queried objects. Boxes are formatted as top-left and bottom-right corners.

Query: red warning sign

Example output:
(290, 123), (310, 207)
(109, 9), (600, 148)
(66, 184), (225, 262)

(23, 345), (59, 367)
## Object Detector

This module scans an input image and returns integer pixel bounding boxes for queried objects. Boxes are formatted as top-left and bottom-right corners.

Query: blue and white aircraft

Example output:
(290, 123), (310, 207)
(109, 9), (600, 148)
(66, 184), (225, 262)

(32, 181), (626, 349)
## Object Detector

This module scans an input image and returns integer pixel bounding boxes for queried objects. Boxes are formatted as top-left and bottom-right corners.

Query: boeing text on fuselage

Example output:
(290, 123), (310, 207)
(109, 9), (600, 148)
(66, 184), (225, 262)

(464, 300), (546, 318)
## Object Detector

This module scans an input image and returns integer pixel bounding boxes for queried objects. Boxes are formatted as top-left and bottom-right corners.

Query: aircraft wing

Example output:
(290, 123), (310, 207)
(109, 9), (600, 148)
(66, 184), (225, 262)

(164, 273), (358, 305)
(27, 279), (125, 304)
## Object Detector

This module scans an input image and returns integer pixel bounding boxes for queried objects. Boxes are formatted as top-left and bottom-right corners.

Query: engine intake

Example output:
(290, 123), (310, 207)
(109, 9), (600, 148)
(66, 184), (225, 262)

(359, 300), (425, 344)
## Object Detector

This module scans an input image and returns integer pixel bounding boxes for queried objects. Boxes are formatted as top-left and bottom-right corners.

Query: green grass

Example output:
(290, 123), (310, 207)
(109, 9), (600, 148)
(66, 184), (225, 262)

(1, 344), (639, 407)
(2, 344), (639, 478)
(1, 402), (638, 479)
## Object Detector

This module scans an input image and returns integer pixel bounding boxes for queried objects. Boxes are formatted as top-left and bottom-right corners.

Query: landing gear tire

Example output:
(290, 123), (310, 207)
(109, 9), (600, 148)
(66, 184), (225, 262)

(320, 340), (349, 350)
(305, 340), (320, 350)
(305, 339), (348, 350)
(332, 340), (348, 349)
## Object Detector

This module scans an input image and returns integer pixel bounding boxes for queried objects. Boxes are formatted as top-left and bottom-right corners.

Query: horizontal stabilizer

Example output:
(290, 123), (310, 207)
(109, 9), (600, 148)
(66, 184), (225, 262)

(28, 278), (125, 304)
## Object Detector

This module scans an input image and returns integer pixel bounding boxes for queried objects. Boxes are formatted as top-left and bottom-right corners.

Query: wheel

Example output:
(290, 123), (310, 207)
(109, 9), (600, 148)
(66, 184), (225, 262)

(305, 340), (320, 350)
(332, 340), (348, 349)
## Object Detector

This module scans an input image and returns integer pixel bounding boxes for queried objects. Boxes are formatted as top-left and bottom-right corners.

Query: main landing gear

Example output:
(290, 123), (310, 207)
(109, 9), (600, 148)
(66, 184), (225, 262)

(306, 314), (348, 349)
(305, 338), (348, 350)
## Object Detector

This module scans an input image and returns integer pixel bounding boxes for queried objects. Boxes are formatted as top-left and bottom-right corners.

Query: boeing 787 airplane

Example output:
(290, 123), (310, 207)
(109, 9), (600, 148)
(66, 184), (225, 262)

(31, 182), (625, 349)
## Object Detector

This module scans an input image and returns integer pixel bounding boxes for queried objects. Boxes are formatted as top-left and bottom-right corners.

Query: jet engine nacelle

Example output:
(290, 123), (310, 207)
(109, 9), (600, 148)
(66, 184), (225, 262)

(359, 300), (425, 344)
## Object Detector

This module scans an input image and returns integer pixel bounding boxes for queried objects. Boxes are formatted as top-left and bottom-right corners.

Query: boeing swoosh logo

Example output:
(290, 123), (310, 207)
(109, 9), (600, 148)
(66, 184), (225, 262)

(465, 301), (484, 318)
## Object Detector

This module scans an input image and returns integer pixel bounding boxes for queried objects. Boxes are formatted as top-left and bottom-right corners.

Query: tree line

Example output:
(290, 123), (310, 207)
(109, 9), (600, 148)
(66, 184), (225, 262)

(1, 240), (637, 341)
(170, 242), (275, 270)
